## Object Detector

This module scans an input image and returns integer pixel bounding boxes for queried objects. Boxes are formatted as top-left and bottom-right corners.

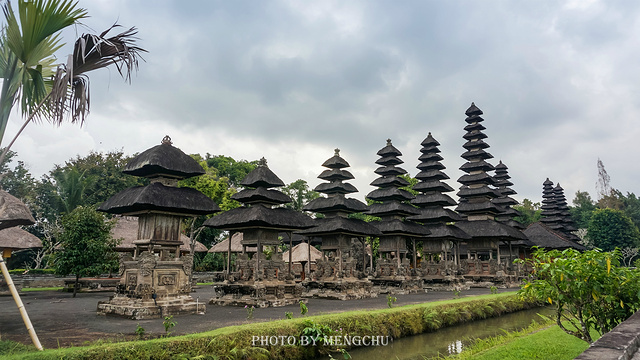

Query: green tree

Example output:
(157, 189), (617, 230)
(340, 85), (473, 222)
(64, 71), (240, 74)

(49, 150), (146, 207)
(50, 168), (93, 214)
(587, 209), (640, 251)
(616, 191), (640, 231)
(281, 179), (319, 212)
(205, 155), (258, 187)
(513, 198), (542, 227)
(518, 248), (640, 343)
(54, 206), (117, 297)
(0, 0), (144, 165)
(570, 190), (597, 229)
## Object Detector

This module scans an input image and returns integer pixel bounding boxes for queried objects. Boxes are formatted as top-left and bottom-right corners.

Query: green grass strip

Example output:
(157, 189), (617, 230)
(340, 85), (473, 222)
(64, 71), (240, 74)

(20, 287), (64, 292)
(3, 292), (541, 360)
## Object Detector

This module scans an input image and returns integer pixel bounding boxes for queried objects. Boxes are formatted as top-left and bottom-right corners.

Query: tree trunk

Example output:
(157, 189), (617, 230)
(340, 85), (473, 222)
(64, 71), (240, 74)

(73, 274), (79, 298)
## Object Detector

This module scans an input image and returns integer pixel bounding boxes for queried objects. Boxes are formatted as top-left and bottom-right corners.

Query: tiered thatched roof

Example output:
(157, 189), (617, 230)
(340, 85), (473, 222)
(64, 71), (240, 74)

(0, 191), (35, 230)
(282, 242), (323, 263)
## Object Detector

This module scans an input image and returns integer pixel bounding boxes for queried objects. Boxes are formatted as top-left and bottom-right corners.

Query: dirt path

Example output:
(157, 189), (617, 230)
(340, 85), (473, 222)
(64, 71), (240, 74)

(0, 286), (511, 349)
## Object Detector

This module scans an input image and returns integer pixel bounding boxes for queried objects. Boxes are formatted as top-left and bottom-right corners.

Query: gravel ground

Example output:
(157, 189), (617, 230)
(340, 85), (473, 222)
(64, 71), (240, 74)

(0, 286), (513, 349)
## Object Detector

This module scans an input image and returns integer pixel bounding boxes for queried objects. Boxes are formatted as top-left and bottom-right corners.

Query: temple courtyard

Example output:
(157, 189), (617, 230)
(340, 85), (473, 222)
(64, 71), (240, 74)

(0, 286), (503, 349)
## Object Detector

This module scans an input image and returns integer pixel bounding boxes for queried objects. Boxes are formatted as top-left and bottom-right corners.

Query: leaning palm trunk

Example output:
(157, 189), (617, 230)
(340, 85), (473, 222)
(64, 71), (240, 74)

(0, 257), (42, 350)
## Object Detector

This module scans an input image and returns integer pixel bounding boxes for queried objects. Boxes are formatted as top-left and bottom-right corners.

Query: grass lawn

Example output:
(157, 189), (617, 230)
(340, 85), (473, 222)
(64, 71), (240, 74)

(447, 323), (591, 360)
(20, 287), (64, 292)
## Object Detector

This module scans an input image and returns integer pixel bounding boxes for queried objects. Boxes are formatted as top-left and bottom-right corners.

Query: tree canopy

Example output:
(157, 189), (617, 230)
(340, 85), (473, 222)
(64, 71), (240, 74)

(586, 208), (640, 251)
(53, 206), (118, 297)
(518, 248), (640, 343)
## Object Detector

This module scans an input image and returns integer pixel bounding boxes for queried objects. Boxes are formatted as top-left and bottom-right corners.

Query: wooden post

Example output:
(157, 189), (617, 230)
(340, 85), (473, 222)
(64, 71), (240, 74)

(227, 231), (234, 276)
(412, 239), (417, 268)
(288, 232), (292, 277)
(361, 238), (366, 274)
(0, 256), (42, 350)
(307, 239), (311, 274)
(256, 237), (261, 282)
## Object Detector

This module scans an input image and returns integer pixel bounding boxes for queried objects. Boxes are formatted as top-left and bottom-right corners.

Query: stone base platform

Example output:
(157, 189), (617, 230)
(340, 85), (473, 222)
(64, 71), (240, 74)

(303, 279), (377, 300)
(209, 281), (306, 308)
(371, 278), (424, 295)
(97, 294), (206, 320)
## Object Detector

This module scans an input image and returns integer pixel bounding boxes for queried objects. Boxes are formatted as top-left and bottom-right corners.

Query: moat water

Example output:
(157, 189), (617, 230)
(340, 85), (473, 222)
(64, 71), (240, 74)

(319, 306), (554, 359)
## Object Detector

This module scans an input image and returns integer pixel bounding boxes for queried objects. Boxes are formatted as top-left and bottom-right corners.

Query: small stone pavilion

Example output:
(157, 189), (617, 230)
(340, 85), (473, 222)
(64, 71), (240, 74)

(97, 136), (219, 319)
(454, 103), (526, 280)
(408, 133), (470, 283)
(366, 140), (430, 293)
(204, 158), (313, 307)
(299, 149), (382, 299)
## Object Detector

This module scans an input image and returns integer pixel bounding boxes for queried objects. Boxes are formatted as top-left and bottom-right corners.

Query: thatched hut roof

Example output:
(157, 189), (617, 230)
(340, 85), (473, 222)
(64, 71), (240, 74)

(208, 232), (257, 253)
(111, 217), (207, 253)
(456, 219), (527, 241)
(282, 242), (322, 263)
(98, 182), (220, 216)
(123, 136), (205, 179)
(523, 222), (585, 251)
(298, 217), (382, 237)
(204, 204), (313, 231)
(0, 191), (35, 230)
(0, 227), (42, 250)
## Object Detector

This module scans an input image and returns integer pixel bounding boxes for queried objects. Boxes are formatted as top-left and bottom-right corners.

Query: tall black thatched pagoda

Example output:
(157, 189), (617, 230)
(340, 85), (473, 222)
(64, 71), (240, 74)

(454, 104), (526, 280)
(366, 139), (430, 293)
(408, 133), (470, 282)
(204, 158), (313, 307)
(298, 149), (382, 299)
(97, 136), (220, 319)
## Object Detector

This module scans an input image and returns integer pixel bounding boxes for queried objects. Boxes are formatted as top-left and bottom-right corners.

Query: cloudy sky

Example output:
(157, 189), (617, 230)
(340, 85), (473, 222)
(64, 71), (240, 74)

(5, 0), (640, 204)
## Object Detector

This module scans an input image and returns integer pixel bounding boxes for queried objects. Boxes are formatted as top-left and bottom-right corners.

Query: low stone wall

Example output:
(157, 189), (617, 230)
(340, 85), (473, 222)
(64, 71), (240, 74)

(575, 309), (640, 360)
(0, 274), (70, 295)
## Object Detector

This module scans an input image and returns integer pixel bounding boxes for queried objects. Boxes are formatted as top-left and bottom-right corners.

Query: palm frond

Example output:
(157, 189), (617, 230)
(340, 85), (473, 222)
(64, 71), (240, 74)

(48, 24), (146, 125)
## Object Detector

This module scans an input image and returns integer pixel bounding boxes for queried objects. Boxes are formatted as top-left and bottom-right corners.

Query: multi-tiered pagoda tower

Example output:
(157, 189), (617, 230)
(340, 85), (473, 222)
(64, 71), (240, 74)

(299, 149), (382, 299)
(553, 184), (580, 241)
(366, 139), (430, 293)
(455, 104), (526, 279)
(97, 136), (220, 319)
(540, 178), (563, 231)
(204, 158), (313, 307)
(493, 161), (524, 230)
(408, 133), (469, 282)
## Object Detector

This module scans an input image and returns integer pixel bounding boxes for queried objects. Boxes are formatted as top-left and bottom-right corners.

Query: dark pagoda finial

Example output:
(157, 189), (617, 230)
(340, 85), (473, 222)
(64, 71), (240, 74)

(386, 139), (392, 146)
(259, 157), (268, 167)
(162, 135), (172, 145)
(334, 148), (340, 156)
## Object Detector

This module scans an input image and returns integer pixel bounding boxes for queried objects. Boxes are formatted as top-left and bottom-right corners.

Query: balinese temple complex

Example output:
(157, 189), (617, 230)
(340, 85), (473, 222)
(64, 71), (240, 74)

(90, 103), (590, 310)
(299, 149), (382, 299)
(366, 140), (430, 293)
(204, 158), (314, 307)
(97, 136), (219, 319)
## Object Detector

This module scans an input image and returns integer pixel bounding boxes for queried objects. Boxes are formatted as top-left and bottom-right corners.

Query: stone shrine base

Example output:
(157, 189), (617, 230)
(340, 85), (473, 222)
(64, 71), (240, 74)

(303, 279), (377, 300)
(97, 294), (205, 320)
(371, 277), (424, 295)
(209, 281), (306, 308)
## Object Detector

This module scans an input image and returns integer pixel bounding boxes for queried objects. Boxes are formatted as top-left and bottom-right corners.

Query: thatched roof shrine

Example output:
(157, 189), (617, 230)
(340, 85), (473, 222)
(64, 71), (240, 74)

(209, 233), (257, 253)
(123, 136), (205, 179)
(282, 242), (323, 263)
(0, 227), (42, 250)
(0, 191), (35, 230)
(304, 149), (370, 216)
(204, 159), (313, 231)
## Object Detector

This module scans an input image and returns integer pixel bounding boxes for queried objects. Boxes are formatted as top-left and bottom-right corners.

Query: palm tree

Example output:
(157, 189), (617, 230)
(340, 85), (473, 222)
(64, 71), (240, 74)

(0, 0), (145, 165)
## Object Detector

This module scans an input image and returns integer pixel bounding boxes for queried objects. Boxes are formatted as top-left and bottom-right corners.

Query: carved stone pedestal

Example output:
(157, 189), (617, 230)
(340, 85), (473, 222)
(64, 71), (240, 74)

(97, 252), (204, 319)
(209, 281), (305, 308)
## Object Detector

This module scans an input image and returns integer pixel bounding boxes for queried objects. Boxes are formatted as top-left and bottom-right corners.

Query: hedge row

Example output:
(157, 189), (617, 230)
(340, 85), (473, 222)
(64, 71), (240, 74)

(9, 293), (541, 360)
(7, 268), (57, 275)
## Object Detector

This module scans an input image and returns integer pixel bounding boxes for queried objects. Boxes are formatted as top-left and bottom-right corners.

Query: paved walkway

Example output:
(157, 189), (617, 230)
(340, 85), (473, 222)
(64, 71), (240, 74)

(0, 286), (513, 348)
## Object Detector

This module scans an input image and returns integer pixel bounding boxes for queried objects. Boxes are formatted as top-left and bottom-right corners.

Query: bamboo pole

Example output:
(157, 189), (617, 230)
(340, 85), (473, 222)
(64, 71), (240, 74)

(0, 256), (43, 350)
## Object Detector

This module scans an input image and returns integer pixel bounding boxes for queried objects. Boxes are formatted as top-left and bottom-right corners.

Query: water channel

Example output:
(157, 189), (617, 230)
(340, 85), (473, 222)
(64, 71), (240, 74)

(319, 306), (554, 360)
